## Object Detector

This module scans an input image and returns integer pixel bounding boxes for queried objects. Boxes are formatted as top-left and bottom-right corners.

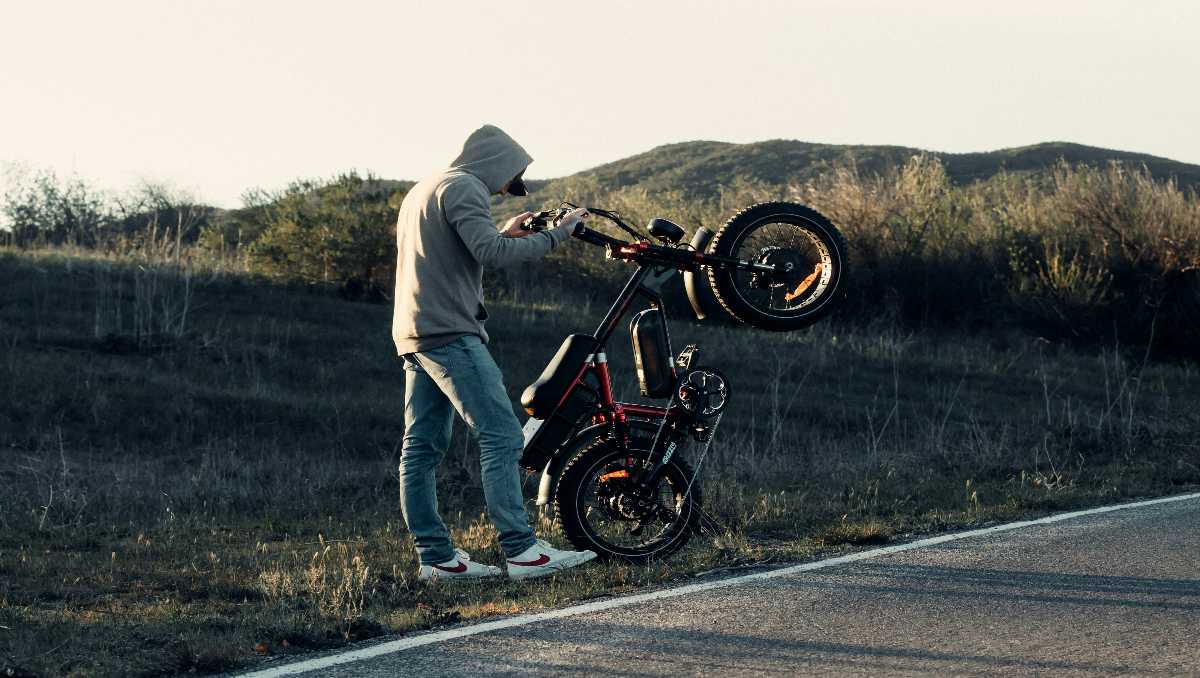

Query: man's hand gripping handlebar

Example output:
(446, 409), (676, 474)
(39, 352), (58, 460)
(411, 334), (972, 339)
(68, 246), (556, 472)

(520, 207), (590, 235)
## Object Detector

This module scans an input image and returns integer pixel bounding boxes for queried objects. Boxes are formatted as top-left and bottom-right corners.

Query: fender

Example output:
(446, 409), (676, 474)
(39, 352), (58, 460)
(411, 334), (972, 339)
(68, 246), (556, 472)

(535, 418), (659, 506)
(683, 227), (715, 320)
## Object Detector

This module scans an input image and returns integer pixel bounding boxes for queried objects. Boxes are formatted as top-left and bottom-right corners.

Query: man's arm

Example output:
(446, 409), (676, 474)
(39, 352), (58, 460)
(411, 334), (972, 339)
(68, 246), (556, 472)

(441, 179), (571, 267)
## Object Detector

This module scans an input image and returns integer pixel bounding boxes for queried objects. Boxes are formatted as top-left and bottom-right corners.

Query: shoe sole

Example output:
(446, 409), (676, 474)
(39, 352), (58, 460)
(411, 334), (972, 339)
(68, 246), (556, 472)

(418, 569), (503, 582)
(507, 551), (598, 580)
(419, 576), (502, 583)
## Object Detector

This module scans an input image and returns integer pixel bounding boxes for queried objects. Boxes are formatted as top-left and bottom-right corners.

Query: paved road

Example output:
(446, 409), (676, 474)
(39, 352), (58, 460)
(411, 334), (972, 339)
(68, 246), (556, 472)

(260, 496), (1200, 677)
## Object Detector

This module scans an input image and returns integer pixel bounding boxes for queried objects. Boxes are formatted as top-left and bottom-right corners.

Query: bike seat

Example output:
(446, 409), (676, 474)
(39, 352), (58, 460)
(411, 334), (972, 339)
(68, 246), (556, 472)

(521, 334), (600, 418)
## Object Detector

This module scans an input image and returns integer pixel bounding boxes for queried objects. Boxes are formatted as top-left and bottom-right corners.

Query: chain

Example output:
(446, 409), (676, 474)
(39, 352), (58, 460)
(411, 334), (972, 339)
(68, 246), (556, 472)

(680, 412), (721, 507)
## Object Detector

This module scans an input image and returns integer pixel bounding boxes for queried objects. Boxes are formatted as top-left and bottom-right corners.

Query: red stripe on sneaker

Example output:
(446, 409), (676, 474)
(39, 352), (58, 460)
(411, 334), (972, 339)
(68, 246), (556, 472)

(432, 561), (468, 573)
(508, 553), (550, 566)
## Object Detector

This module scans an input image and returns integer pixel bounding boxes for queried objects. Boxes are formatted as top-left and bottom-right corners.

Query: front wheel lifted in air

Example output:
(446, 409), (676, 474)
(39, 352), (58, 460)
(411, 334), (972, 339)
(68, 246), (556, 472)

(705, 202), (849, 332)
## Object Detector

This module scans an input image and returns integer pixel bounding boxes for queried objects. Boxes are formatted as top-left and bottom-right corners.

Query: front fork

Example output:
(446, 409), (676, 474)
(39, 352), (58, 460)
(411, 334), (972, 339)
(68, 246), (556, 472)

(617, 417), (684, 495)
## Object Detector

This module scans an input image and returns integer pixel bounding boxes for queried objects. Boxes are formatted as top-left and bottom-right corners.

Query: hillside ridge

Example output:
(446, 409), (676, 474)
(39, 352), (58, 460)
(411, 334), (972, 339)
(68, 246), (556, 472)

(525, 139), (1200, 199)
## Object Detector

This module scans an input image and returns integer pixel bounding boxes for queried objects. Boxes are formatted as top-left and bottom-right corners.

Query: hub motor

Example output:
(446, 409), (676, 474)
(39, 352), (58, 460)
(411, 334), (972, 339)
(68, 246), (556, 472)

(751, 246), (803, 289)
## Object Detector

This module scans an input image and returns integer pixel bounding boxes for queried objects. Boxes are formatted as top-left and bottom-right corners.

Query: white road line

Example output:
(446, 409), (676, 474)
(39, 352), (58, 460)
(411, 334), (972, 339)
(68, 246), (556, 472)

(236, 491), (1200, 677)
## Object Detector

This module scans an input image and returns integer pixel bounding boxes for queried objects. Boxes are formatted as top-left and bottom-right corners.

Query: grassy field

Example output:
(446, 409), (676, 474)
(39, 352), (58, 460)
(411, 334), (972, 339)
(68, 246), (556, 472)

(1, 248), (1198, 677)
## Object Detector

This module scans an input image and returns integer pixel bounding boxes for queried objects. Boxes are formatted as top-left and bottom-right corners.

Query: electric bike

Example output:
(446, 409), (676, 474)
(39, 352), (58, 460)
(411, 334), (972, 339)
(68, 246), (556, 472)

(518, 202), (848, 563)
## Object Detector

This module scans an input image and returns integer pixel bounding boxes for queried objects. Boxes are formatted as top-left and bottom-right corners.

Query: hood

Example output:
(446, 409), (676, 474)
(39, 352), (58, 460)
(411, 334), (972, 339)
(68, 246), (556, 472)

(449, 124), (533, 194)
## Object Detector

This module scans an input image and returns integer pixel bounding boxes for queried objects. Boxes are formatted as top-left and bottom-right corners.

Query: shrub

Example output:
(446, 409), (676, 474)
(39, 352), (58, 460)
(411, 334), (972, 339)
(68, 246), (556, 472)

(238, 172), (405, 292)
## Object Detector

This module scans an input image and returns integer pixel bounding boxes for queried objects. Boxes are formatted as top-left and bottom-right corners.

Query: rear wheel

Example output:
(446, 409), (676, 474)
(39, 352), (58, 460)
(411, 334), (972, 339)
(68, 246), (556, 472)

(555, 434), (701, 564)
(706, 202), (848, 332)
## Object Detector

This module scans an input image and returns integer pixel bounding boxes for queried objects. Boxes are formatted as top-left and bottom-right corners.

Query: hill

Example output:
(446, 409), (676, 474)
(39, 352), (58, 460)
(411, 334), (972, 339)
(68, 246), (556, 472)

(138, 141), (1197, 233)
(514, 140), (1200, 206)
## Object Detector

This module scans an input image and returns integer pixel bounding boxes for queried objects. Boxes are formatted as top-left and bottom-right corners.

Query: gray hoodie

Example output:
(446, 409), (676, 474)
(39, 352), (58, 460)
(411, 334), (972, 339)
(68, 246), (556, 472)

(391, 125), (572, 355)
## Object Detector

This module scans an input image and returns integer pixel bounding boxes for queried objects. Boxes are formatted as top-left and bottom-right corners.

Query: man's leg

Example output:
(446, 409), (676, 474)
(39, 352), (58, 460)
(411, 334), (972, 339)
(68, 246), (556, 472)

(399, 357), (457, 566)
(409, 336), (537, 559)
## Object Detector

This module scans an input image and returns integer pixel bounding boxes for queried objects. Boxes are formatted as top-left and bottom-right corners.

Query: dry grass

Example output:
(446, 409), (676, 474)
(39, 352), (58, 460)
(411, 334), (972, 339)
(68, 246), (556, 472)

(1, 248), (1198, 676)
(498, 157), (1200, 358)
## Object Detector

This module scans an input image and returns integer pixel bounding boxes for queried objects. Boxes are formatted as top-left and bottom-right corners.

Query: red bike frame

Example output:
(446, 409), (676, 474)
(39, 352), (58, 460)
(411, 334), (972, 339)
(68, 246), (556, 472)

(538, 262), (692, 484)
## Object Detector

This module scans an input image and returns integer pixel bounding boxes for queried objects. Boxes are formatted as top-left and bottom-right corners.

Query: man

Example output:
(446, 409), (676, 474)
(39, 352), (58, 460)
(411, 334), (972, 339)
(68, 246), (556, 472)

(392, 124), (595, 580)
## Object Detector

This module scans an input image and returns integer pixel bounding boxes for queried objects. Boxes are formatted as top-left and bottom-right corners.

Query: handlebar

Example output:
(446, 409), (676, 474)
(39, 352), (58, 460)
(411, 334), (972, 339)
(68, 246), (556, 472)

(519, 204), (779, 276)
(519, 206), (649, 249)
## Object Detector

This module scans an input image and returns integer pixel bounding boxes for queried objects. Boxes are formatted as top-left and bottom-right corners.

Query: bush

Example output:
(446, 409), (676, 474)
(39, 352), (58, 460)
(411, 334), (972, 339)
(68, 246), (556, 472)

(1, 167), (109, 247)
(234, 172), (405, 292)
(796, 157), (1200, 356)
(501, 154), (1200, 357)
(10, 156), (1199, 357)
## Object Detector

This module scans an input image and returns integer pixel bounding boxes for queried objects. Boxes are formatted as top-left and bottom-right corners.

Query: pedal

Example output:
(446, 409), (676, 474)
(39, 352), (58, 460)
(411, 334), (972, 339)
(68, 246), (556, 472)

(676, 344), (699, 372)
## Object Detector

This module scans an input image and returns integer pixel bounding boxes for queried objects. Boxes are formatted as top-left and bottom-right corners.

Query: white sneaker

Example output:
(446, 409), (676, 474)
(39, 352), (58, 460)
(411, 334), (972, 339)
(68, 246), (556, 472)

(418, 549), (502, 581)
(506, 539), (598, 580)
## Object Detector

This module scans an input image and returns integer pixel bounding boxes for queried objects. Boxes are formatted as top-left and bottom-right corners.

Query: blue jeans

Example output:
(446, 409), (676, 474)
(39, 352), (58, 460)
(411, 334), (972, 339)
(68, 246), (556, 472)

(400, 334), (537, 565)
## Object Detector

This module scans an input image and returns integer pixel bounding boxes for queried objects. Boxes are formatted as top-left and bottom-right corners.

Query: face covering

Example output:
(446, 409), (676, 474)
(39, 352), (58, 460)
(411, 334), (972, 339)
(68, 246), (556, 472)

(505, 170), (529, 196)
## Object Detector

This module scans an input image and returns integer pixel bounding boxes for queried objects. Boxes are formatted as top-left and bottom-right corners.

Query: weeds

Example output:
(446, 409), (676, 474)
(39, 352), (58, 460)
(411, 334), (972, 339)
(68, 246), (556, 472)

(92, 256), (196, 350)
(303, 539), (375, 631)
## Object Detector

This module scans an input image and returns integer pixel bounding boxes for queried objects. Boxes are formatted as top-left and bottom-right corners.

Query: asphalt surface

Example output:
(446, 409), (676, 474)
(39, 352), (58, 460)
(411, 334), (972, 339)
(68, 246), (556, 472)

(268, 496), (1200, 677)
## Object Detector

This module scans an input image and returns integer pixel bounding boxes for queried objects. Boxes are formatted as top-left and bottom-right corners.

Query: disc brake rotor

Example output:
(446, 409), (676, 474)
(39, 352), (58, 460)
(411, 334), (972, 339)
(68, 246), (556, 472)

(596, 469), (661, 521)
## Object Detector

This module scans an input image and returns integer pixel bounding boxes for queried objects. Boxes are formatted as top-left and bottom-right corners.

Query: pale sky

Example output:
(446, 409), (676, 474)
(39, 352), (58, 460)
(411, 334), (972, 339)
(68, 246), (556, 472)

(2, 0), (1197, 208)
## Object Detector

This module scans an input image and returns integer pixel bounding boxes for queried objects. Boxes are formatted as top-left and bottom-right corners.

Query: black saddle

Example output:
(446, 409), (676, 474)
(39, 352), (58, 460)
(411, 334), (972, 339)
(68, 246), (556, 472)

(521, 334), (599, 418)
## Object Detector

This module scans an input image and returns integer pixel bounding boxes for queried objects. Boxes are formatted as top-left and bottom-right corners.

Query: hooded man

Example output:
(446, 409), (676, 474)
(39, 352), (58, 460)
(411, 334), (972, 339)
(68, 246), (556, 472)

(392, 124), (595, 580)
